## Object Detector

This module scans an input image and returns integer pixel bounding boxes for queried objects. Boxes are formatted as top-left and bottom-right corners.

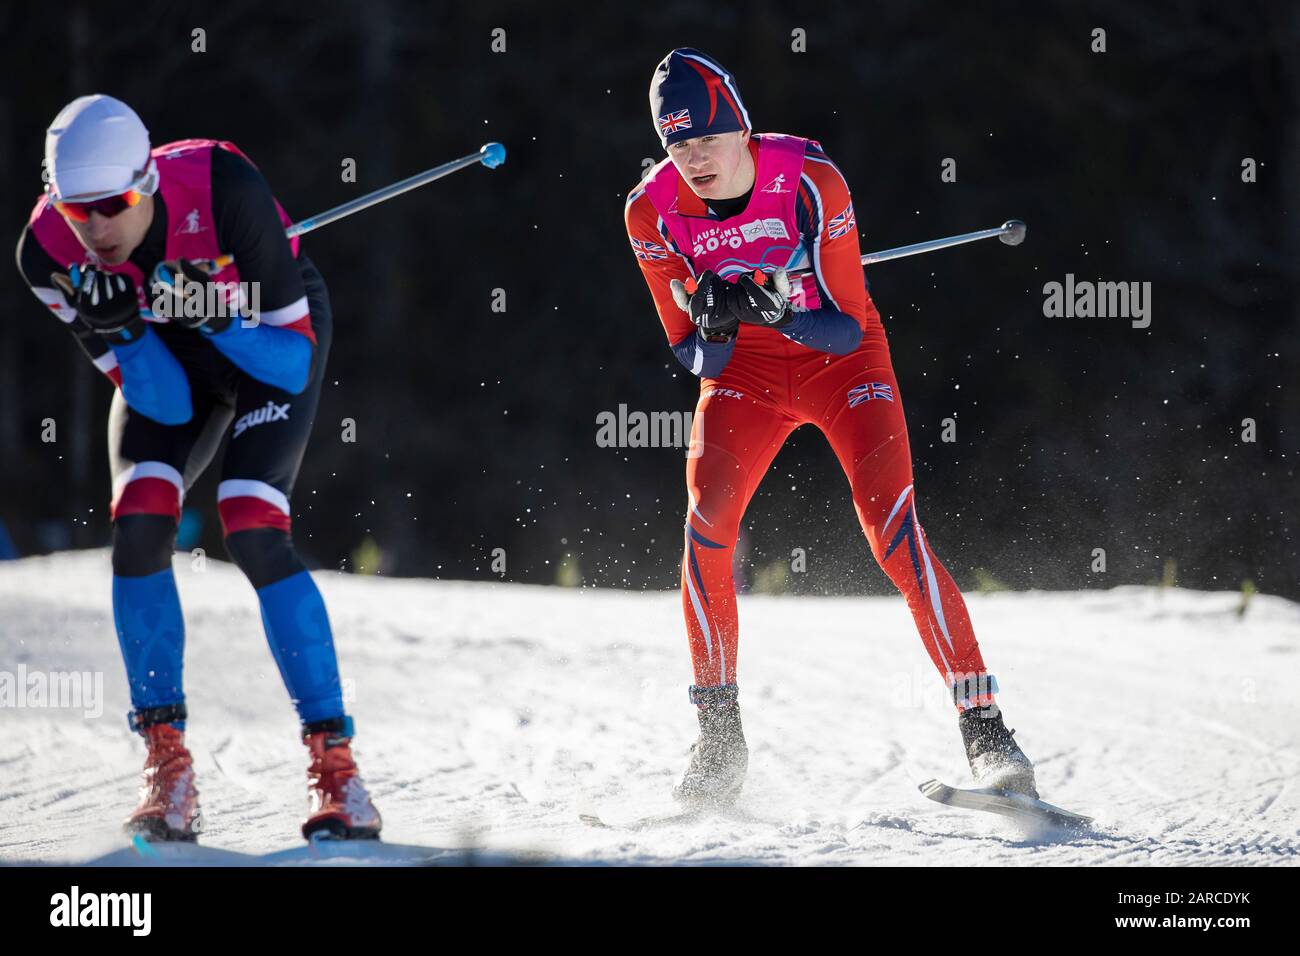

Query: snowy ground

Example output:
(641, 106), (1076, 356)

(2, 549), (1298, 866)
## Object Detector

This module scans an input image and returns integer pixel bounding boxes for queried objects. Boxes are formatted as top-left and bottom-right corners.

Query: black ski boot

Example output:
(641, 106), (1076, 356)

(673, 685), (747, 809)
(958, 704), (1038, 799)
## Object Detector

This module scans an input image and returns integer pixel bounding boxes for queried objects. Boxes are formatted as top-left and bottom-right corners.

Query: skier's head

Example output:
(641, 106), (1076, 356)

(44, 94), (158, 265)
(650, 49), (754, 201)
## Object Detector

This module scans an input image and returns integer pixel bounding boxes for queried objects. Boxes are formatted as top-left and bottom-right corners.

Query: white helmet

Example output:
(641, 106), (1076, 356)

(44, 94), (157, 201)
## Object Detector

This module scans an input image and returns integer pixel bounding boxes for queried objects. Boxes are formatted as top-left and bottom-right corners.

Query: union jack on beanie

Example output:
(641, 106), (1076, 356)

(649, 49), (752, 148)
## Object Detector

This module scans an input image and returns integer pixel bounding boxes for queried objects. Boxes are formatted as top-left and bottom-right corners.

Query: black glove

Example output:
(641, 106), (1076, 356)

(150, 259), (235, 334)
(49, 266), (146, 346)
(733, 269), (792, 327)
(670, 270), (739, 342)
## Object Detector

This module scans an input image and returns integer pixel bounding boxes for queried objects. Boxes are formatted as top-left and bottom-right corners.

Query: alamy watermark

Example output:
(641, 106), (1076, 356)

(0, 665), (103, 718)
(50, 886), (151, 936)
(151, 273), (262, 328)
(596, 404), (702, 457)
(886, 668), (1000, 714)
(1043, 274), (1151, 328)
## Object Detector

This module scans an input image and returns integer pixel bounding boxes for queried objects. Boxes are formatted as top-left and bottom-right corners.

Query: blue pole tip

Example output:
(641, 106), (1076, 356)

(480, 142), (506, 169)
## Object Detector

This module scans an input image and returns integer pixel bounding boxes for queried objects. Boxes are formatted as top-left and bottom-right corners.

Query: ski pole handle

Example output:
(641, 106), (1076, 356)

(671, 268), (780, 313)
(671, 268), (781, 313)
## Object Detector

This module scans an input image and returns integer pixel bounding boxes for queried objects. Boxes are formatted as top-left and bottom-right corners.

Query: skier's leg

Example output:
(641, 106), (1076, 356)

(110, 389), (228, 841)
(218, 257), (343, 726)
(108, 388), (226, 730)
(681, 387), (798, 691)
(673, 387), (795, 807)
(811, 359), (1037, 794)
(814, 362), (994, 711)
(220, 259), (379, 838)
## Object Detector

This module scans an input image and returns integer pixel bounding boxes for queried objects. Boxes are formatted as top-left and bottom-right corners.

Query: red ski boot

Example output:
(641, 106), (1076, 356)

(124, 715), (202, 842)
(301, 718), (382, 841)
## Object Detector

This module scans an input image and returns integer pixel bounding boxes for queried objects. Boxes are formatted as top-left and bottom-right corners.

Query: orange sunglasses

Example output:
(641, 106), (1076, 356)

(51, 163), (157, 223)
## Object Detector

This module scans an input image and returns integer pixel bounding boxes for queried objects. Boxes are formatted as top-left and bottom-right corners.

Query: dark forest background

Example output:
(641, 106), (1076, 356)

(1, 1), (1296, 601)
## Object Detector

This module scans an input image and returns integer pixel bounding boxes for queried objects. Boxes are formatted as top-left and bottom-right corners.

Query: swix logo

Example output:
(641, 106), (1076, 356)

(760, 174), (789, 194)
(175, 209), (207, 235)
(232, 400), (290, 438)
(847, 382), (894, 407)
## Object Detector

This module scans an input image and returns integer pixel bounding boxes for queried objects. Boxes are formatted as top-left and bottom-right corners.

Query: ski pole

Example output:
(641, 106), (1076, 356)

(790, 218), (1027, 276)
(207, 142), (507, 272)
(676, 219), (1027, 297)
